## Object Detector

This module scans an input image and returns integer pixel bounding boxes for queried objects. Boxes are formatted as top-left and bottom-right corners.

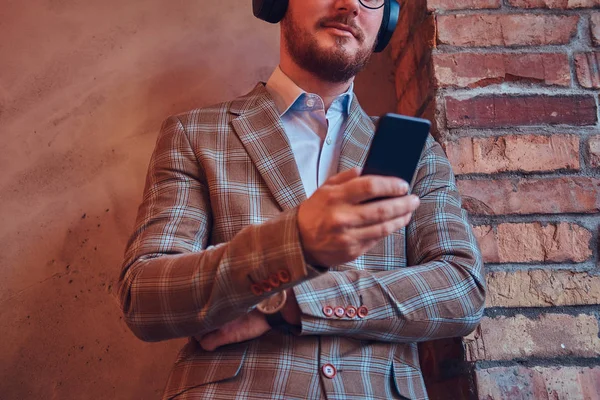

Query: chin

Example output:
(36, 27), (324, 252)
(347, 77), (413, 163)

(317, 30), (351, 44)
(317, 35), (360, 54)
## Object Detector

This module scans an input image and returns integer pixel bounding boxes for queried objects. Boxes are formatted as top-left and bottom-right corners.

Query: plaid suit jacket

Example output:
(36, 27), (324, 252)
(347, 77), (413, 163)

(118, 83), (486, 400)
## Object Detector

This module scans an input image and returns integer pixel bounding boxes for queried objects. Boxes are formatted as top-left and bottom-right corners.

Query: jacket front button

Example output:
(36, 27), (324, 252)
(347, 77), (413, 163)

(322, 363), (337, 379)
(323, 306), (334, 317)
(334, 306), (345, 318)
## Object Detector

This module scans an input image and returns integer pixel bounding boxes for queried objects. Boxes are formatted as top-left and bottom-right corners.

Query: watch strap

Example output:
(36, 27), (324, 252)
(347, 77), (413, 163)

(266, 311), (287, 328)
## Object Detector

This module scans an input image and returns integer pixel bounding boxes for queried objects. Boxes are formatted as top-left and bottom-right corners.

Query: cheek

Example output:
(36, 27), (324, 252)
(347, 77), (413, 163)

(290, 1), (322, 28)
(362, 14), (383, 43)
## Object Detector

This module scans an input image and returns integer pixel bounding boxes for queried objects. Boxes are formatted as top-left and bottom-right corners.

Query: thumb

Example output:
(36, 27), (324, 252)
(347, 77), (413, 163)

(325, 167), (361, 186)
(199, 331), (220, 352)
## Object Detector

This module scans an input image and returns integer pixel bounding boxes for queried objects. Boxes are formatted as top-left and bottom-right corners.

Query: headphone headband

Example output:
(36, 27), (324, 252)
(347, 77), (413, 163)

(252, 0), (289, 24)
(252, 0), (400, 53)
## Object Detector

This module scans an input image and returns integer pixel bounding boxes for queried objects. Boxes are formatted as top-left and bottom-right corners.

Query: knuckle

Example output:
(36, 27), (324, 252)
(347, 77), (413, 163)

(356, 209), (371, 224)
(362, 179), (378, 197)
(322, 189), (336, 204)
(375, 205), (389, 221)
(329, 211), (345, 229)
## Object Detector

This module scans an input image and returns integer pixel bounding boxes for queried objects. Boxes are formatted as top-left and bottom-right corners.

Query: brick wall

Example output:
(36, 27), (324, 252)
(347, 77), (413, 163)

(391, 0), (600, 398)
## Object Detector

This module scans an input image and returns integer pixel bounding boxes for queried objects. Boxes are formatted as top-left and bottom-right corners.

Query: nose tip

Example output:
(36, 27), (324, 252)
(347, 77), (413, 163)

(337, 0), (360, 15)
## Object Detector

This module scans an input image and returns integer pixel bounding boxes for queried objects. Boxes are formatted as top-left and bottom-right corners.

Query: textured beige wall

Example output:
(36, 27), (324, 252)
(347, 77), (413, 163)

(0, 1), (396, 399)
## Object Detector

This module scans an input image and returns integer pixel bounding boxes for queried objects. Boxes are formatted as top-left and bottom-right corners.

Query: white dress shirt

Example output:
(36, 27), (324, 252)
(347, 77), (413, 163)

(265, 67), (354, 198)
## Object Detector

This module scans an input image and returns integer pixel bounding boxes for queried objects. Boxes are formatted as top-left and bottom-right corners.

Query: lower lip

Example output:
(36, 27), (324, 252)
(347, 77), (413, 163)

(323, 27), (354, 37)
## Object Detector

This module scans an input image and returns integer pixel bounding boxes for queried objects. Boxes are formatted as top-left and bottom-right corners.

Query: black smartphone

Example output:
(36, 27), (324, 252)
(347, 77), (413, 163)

(361, 113), (431, 188)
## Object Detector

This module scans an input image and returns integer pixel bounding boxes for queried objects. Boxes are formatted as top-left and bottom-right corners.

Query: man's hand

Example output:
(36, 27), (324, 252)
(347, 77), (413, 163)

(280, 289), (302, 326)
(298, 167), (420, 267)
(198, 310), (270, 351)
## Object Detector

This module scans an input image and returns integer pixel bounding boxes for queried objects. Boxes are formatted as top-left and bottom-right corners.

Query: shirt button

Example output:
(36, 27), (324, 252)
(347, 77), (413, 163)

(323, 306), (334, 317)
(326, 137), (332, 145)
(334, 306), (345, 318)
(306, 98), (315, 108)
(357, 306), (369, 318)
(322, 363), (337, 379)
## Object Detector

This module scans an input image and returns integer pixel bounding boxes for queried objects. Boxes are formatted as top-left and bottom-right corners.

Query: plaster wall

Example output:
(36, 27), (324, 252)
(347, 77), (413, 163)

(0, 1), (396, 398)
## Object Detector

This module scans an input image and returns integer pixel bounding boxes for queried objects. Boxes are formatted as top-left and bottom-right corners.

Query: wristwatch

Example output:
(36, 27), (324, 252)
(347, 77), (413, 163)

(256, 290), (287, 328)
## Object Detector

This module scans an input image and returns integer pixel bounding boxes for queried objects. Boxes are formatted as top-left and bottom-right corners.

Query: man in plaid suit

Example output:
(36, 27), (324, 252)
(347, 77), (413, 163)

(118, 0), (486, 398)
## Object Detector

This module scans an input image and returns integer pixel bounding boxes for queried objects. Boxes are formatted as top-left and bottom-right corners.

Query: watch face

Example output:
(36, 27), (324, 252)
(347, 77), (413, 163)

(257, 291), (287, 314)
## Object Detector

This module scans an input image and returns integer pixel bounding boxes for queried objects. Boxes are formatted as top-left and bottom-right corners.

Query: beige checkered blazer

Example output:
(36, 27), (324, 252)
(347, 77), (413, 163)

(118, 83), (486, 400)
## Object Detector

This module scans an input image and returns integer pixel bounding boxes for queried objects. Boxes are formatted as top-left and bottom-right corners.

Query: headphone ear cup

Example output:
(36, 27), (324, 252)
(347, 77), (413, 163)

(253, 0), (289, 23)
(374, 0), (400, 53)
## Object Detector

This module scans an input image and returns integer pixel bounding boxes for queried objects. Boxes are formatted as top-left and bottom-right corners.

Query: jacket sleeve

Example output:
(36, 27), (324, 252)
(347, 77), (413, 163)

(292, 137), (486, 342)
(117, 116), (320, 342)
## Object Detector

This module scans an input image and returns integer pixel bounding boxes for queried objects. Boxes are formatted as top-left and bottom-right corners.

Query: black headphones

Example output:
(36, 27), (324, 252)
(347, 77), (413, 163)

(252, 0), (400, 53)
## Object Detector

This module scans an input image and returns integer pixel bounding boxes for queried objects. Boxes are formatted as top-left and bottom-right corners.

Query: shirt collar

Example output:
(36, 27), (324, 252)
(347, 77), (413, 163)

(265, 66), (354, 116)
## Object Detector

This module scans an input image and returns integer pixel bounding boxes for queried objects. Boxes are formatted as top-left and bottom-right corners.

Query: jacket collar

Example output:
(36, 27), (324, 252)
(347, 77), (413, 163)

(265, 66), (354, 117)
(230, 83), (375, 211)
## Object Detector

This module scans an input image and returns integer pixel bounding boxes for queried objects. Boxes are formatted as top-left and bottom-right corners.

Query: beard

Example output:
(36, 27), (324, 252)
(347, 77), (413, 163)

(281, 12), (375, 83)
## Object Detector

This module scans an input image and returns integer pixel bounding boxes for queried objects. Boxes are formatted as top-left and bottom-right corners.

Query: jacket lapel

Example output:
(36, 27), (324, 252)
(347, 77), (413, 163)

(230, 84), (306, 211)
(337, 97), (377, 173)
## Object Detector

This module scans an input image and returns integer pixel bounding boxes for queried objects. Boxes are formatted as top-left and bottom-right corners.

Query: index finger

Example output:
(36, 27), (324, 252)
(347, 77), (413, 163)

(337, 175), (409, 204)
(324, 167), (361, 186)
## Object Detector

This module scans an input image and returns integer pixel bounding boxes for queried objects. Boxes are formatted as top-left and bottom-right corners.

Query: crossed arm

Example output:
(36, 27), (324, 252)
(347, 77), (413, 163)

(117, 117), (486, 348)
(201, 142), (486, 350)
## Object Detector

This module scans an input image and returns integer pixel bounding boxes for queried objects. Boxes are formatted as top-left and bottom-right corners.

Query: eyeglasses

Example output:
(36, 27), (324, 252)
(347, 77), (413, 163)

(359, 0), (385, 9)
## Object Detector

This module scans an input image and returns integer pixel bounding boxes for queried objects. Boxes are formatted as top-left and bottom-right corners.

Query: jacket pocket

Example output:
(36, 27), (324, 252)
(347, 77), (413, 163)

(163, 339), (248, 399)
(392, 345), (428, 400)
(391, 360), (425, 400)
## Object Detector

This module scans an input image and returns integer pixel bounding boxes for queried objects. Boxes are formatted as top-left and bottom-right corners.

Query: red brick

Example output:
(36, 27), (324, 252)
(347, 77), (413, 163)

(487, 270), (600, 307)
(588, 135), (600, 167)
(433, 53), (571, 88)
(508, 0), (600, 8)
(445, 95), (597, 128)
(436, 14), (579, 47)
(476, 366), (600, 399)
(575, 52), (600, 88)
(593, 13), (600, 46)
(427, 0), (501, 11)
(472, 222), (592, 263)
(472, 226), (501, 263)
(457, 177), (600, 215)
(445, 135), (580, 175)
(466, 314), (600, 361)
